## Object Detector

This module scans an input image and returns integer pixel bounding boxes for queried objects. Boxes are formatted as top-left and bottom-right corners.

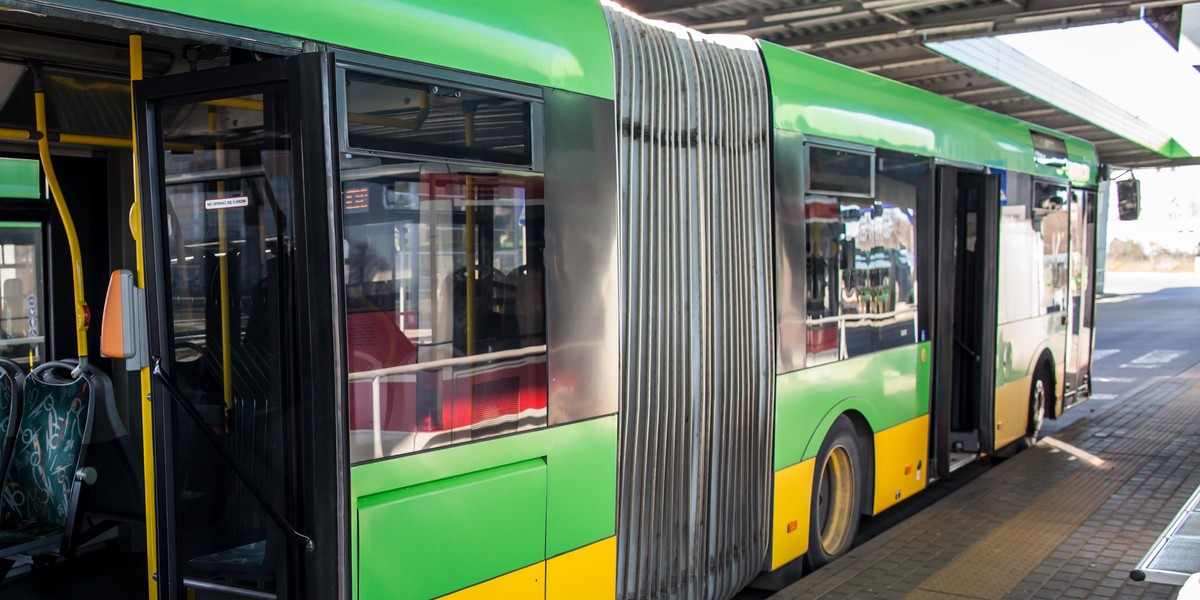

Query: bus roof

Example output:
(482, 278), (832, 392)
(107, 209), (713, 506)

(759, 41), (1099, 185)
(112, 0), (616, 100)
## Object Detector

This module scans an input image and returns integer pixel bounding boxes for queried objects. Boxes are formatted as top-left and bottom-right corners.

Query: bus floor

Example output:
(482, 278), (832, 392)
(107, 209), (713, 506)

(761, 274), (1200, 600)
(2, 543), (148, 599)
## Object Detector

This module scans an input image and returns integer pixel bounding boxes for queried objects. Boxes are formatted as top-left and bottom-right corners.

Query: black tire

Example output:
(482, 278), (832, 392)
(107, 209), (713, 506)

(807, 415), (863, 569)
(1025, 365), (1050, 446)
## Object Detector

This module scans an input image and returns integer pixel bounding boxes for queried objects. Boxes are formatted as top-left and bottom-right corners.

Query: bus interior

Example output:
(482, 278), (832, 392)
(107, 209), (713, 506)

(0, 8), (300, 597)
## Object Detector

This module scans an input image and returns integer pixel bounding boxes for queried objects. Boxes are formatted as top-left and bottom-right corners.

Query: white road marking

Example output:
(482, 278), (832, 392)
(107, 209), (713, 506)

(1041, 436), (1106, 467)
(1088, 393), (1118, 400)
(1121, 350), (1188, 369)
(1096, 295), (1141, 304)
(1092, 377), (1134, 383)
(1092, 349), (1119, 361)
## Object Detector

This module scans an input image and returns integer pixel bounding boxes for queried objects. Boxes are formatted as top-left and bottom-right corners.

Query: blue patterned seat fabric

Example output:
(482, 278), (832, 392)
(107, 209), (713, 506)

(0, 370), (14, 478)
(0, 367), (91, 553)
(0, 359), (26, 525)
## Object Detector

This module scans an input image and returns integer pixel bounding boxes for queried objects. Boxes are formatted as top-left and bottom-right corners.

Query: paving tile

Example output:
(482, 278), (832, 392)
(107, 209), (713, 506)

(771, 364), (1200, 600)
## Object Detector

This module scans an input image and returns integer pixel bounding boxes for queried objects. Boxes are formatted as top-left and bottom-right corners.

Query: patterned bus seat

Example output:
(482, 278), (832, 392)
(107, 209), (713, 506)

(0, 359), (25, 493)
(0, 361), (93, 558)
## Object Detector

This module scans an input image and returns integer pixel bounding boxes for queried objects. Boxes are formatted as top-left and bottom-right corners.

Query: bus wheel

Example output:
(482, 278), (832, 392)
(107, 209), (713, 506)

(1025, 367), (1049, 445)
(808, 415), (862, 569)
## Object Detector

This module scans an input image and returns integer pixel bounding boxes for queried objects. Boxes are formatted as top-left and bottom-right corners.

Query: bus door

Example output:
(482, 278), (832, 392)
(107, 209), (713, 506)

(932, 166), (999, 477)
(135, 54), (345, 600)
(1064, 189), (1097, 405)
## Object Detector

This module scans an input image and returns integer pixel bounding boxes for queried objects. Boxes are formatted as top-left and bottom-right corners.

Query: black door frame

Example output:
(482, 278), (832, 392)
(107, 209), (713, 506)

(134, 53), (347, 600)
(1066, 187), (1100, 403)
(931, 166), (1000, 478)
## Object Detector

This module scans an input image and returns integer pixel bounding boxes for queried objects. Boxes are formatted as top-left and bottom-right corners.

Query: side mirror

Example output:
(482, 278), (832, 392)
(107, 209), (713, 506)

(1117, 179), (1140, 221)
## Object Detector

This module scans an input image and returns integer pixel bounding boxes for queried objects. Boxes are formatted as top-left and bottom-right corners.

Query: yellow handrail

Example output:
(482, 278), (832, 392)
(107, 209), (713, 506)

(0, 126), (199, 151)
(33, 68), (89, 372)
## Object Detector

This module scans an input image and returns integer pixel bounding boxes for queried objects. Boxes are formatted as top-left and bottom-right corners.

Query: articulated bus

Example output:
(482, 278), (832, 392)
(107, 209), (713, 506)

(0, 1), (1105, 598)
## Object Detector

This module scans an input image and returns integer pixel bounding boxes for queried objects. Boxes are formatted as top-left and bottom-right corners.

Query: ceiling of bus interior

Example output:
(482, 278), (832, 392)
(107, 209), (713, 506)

(623, 0), (1200, 169)
(0, 6), (274, 150)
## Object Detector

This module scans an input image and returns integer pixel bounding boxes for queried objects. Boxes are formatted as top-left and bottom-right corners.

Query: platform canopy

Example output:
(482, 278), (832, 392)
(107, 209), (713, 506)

(624, 0), (1200, 168)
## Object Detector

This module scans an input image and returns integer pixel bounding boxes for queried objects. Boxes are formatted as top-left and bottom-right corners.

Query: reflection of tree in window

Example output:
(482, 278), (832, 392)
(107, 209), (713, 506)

(802, 148), (924, 365)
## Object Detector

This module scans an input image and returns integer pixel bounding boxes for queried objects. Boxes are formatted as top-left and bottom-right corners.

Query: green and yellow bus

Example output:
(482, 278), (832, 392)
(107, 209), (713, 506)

(0, 1), (1104, 598)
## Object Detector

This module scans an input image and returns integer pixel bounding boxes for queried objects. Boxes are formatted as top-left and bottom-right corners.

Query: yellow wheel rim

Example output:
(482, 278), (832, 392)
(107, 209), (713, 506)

(817, 445), (856, 555)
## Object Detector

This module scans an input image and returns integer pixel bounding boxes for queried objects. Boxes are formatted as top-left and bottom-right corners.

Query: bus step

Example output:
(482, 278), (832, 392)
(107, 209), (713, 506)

(948, 452), (978, 473)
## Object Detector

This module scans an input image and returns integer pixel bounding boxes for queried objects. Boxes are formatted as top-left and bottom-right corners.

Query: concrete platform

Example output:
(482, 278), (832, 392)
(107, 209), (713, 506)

(772, 364), (1200, 600)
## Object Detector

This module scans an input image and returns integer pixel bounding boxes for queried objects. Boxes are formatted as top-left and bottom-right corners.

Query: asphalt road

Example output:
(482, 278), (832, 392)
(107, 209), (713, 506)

(1045, 271), (1200, 436)
(739, 270), (1200, 598)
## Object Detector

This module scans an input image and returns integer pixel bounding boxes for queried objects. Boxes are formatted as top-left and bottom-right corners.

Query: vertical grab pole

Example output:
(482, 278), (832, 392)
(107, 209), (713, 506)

(209, 108), (234, 423)
(128, 34), (160, 599)
(32, 63), (90, 373)
(463, 111), (475, 357)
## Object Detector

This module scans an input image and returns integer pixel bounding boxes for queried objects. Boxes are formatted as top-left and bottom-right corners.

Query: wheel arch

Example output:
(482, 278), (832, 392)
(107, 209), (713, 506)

(1030, 347), (1058, 417)
(801, 402), (877, 517)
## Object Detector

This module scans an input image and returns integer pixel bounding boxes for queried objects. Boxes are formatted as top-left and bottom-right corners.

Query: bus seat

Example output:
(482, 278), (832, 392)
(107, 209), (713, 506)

(443, 265), (512, 356)
(0, 361), (94, 560)
(510, 264), (545, 347)
(75, 363), (143, 522)
(0, 358), (25, 491)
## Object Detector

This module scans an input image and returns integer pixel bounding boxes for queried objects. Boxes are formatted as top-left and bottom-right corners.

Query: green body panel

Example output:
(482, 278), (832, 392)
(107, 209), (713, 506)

(995, 314), (1064, 388)
(774, 342), (931, 471)
(350, 416), (617, 597)
(759, 42), (1098, 186)
(0, 157), (40, 200)
(358, 458), (547, 599)
(112, 0), (615, 100)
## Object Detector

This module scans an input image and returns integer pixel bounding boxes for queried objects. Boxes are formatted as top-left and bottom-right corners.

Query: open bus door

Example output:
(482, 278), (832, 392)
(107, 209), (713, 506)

(134, 53), (346, 600)
(932, 166), (999, 478)
(1064, 189), (1098, 404)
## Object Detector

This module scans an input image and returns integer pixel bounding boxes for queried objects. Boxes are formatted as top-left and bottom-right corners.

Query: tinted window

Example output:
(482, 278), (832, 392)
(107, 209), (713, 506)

(808, 145), (873, 196)
(0, 222), (45, 366)
(1033, 181), (1070, 314)
(997, 171), (1042, 323)
(803, 149), (921, 367)
(343, 70), (533, 167)
(339, 72), (546, 463)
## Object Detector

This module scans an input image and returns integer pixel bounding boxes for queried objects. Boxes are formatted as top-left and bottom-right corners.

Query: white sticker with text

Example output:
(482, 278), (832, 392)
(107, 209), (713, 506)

(205, 196), (249, 210)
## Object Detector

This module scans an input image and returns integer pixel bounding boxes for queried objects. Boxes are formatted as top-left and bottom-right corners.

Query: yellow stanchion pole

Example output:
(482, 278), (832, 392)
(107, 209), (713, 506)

(32, 65), (89, 372)
(128, 34), (160, 600)
(209, 108), (234, 423)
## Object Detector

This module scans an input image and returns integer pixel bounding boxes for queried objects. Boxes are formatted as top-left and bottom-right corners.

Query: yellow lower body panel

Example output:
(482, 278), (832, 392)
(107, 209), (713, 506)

(994, 376), (1033, 449)
(770, 459), (814, 570)
(872, 414), (929, 514)
(442, 537), (616, 600)
(547, 536), (616, 599)
(440, 563), (544, 600)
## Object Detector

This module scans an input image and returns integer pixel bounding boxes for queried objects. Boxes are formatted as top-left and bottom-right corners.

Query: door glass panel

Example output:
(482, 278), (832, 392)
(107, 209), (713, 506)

(158, 91), (293, 595)
(0, 222), (45, 366)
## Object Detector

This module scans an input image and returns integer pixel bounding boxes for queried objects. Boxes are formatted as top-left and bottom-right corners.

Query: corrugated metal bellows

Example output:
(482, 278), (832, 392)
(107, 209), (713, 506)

(604, 4), (775, 599)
